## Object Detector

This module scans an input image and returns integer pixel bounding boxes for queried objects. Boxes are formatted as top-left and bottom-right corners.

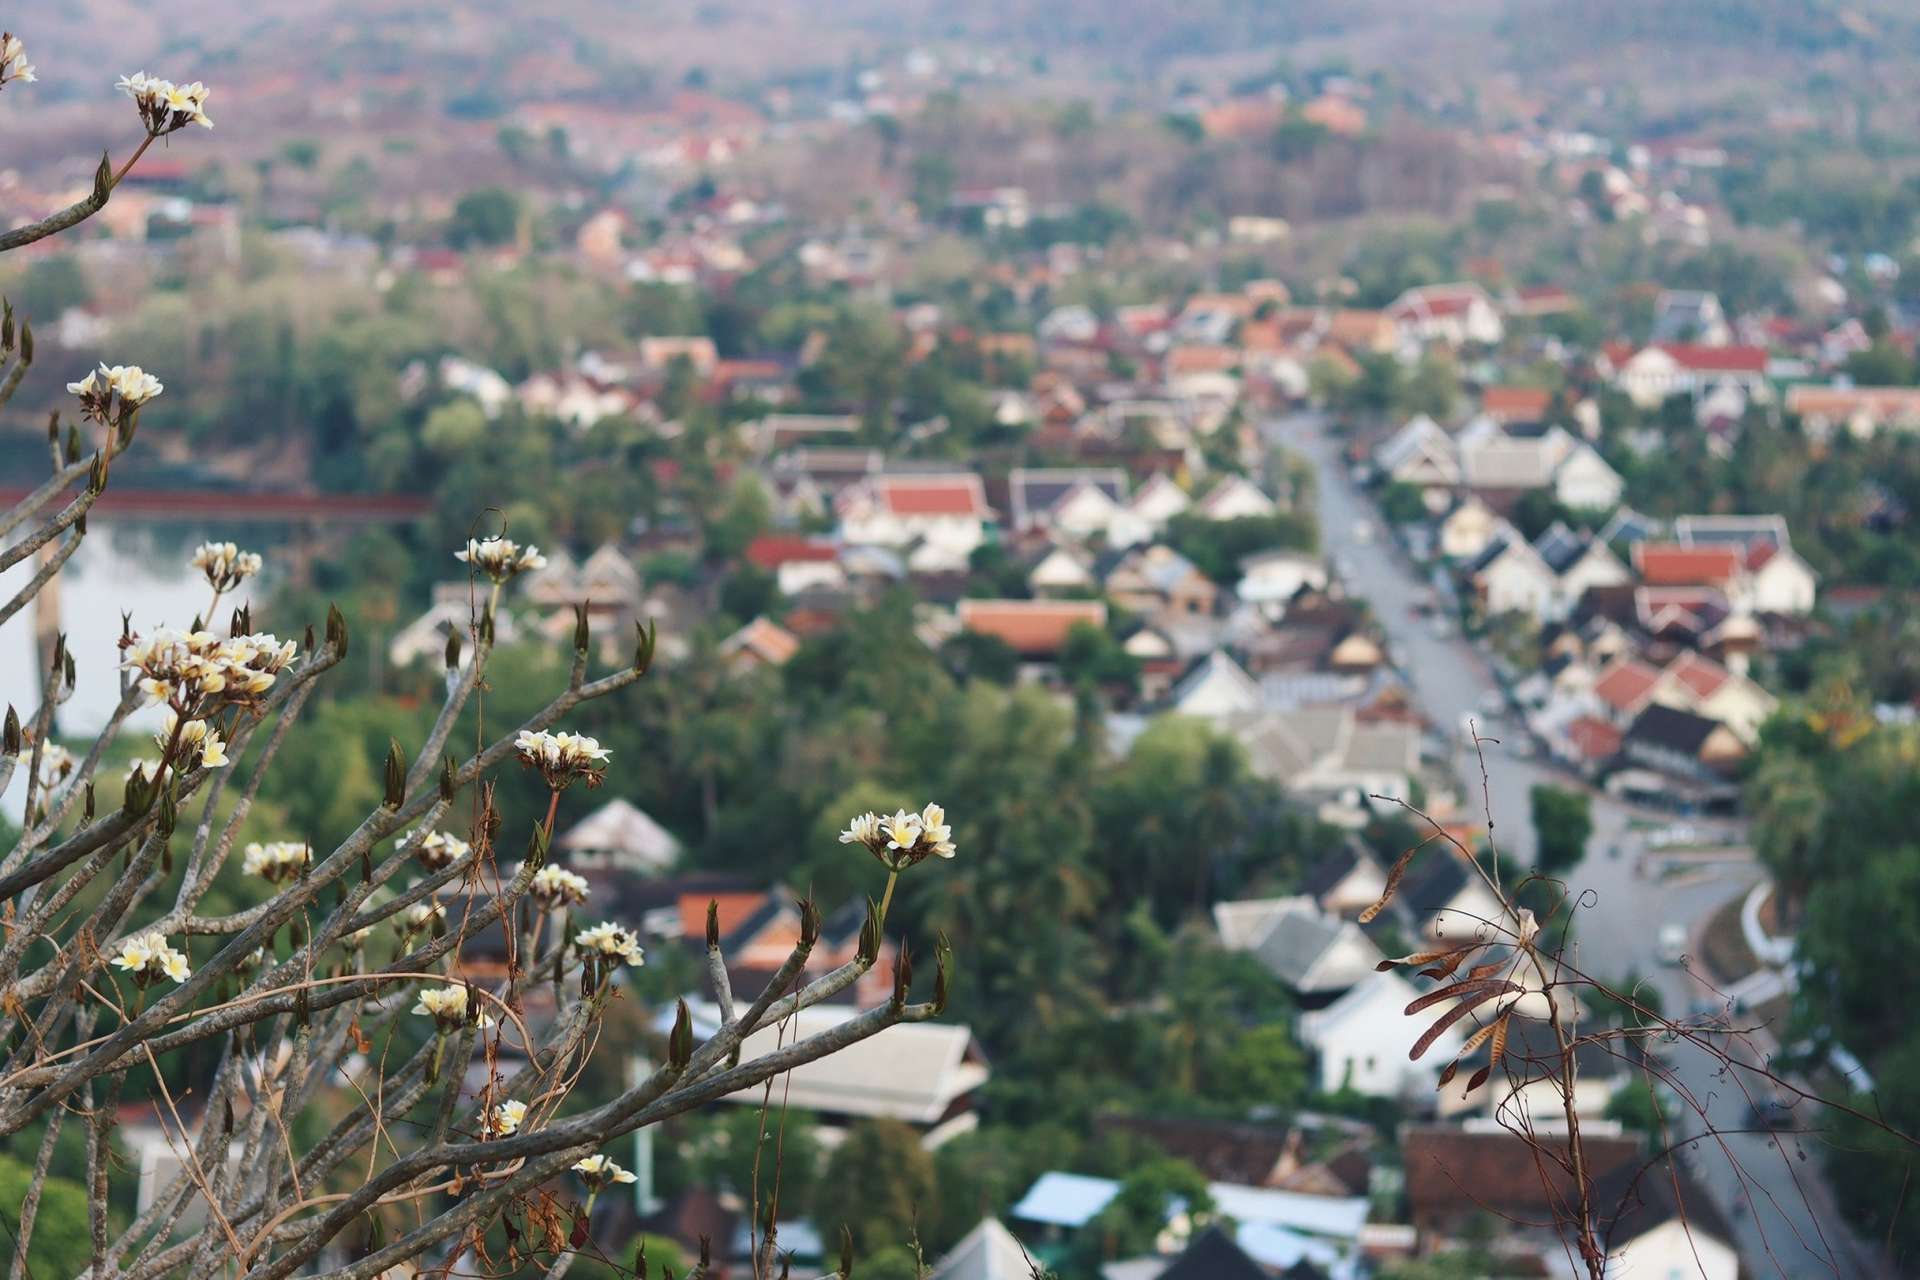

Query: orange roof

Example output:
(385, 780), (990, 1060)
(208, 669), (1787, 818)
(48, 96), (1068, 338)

(878, 476), (991, 517)
(1166, 345), (1241, 376)
(746, 535), (838, 568)
(1594, 659), (1662, 712)
(1654, 343), (1768, 374)
(725, 616), (800, 665)
(1664, 651), (1729, 699)
(957, 599), (1107, 657)
(1481, 386), (1554, 420)
(677, 891), (770, 942)
(1635, 544), (1742, 587)
(1566, 716), (1623, 762)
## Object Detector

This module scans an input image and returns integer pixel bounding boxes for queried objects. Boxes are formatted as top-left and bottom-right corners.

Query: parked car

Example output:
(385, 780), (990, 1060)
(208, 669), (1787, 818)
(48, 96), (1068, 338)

(1658, 924), (1688, 964)
(1747, 1095), (1797, 1131)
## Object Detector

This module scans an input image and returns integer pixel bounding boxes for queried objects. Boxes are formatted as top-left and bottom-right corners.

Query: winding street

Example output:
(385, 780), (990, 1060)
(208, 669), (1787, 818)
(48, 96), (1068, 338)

(1267, 412), (1889, 1279)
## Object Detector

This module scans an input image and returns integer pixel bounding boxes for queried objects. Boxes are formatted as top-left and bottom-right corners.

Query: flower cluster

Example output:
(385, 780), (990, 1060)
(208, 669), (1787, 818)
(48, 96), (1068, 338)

(514, 729), (609, 790)
(411, 829), (471, 872)
(455, 536), (547, 584)
(573, 1154), (638, 1191)
(413, 984), (494, 1033)
(0, 33), (34, 89)
(529, 864), (590, 908)
(109, 932), (190, 987)
(67, 363), (163, 425)
(575, 922), (644, 966)
(156, 711), (229, 770)
(36, 743), (76, 790)
(241, 840), (310, 883)
(839, 803), (955, 869)
(125, 627), (297, 711)
(483, 1099), (527, 1138)
(190, 541), (263, 594)
(117, 72), (212, 134)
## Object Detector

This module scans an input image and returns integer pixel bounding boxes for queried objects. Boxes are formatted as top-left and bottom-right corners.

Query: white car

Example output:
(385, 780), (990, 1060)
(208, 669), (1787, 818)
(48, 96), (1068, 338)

(1351, 519), (1374, 545)
(1658, 924), (1688, 964)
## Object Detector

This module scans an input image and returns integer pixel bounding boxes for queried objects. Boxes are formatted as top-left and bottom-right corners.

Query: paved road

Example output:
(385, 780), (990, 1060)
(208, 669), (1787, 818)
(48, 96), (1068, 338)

(1269, 412), (1887, 1278)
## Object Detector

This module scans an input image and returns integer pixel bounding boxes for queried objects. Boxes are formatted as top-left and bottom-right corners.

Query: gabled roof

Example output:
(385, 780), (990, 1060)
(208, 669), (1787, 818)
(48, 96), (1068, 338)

(1533, 521), (1586, 575)
(1194, 475), (1276, 518)
(745, 534), (840, 568)
(1011, 1172), (1120, 1227)
(557, 798), (681, 867)
(930, 1219), (1036, 1280)
(957, 598), (1107, 658)
(666, 1001), (988, 1125)
(1593, 658), (1662, 713)
(1565, 715), (1623, 762)
(1633, 543), (1742, 587)
(1672, 512), (1790, 551)
(720, 616), (801, 666)
(1625, 703), (1725, 755)
(1592, 1156), (1736, 1254)
(1251, 906), (1382, 993)
(1662, 650), (1729, 699)
(1647, 342), (1767, 374)
(1171, 650), (1261, 712)
(874, 473), (994, 517)
(1156, 1227), (1268, 1280)
(1301, 842), (1377, 900)
(1008, 467), (1129, 527)
(1403, 1125), (1643, 1223)
(1481, 385), (1554, 421)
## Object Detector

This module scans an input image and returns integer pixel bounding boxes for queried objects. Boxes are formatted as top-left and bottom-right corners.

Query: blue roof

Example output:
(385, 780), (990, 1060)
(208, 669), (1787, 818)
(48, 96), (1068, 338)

(1010, 1172), (1120, 1228)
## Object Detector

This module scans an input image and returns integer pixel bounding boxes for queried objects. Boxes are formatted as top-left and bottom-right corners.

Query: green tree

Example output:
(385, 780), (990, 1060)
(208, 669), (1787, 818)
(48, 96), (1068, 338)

(1529, 784), (1592, 875)
(1378, 480), (1427, 525)
(9, 254), (89, 319)
(812, 1119), (937, 1254)
(1082, 1158), (1212, 1263)
(0, 1156), (96, 1278)
(448, 187), (522, 247)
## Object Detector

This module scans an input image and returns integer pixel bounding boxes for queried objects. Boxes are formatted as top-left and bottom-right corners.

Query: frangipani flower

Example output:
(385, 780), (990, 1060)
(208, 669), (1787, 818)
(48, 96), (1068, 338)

(455, 536), (547, 584)
(118, 72), (212, 133)
(68, 363), (162, 424)
(157, 712), (229, 770)
(109, 931), (190, 987)
(483, 1099), (527, 1137)
(572, 1153), (638, 1191)
(410, 829), (471, 872)
(840, 802), (955, 869)
(1, 33), (36, 89)
(574, 922), (644, 966)
(514, 729), (608, 790)
(190, 541), (263, 593)
(412, 984), (494, 1033)
(241, 840), (310, 883)
(529, 864), (590, 908)
(127, 627), (296, 711)
(35, 743), (76, 790)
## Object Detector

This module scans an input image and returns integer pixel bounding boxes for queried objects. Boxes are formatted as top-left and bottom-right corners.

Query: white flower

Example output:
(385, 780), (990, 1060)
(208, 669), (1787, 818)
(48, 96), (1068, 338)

(574, 922), (644, 966)
(528, 864), (590, 908)
(190, 541), (263, 592)
(241, 840), (310, 882)
(843, 802), (956, 868)
(455, 536), (548, 584)
(572, 1153), (638, 1190)
(483, 1099), (527, 1137)
(126, 627), (295, 711)
(412, 984), (494, 1032)
(1, 33), (36, 89)
(68, 363), (162, 424)
(411, 829), (471, 872)
(109, 931), (191, 987)
(158, 712), (229, 770)
(35, 743), (75, 790)
(838, 812), (881, 847)
(514, 729), (608, 789)
(118, 72), (212, 134)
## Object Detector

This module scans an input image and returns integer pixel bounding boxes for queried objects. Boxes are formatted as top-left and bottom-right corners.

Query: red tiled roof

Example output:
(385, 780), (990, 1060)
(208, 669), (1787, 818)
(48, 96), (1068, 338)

(957, 599), (1107, 657)
(1635, 543), (1742, 586)
(878, 476), (990, 517)
(1566, 716), (1623, 762)
(1481, 385), (1554, 419)
(724, 616), (800, 665)
(1594, 659), (1662, 712)
(1664, 651), (1729, 699)
(745, 535), (838, 568)
(1746, 542), (1779, 570)
(1653, 343), (1768, 373)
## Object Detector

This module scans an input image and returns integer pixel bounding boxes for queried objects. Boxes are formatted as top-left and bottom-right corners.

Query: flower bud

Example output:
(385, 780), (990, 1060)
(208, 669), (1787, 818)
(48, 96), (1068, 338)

(668, 998), (693, 1069)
